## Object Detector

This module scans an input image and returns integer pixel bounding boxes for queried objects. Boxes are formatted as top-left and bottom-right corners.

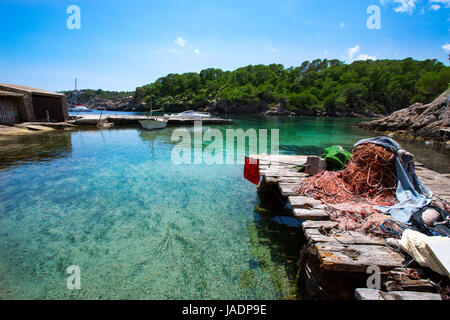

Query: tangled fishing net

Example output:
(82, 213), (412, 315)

(298, 143), (398, 206)
(297, 143), (401, 237)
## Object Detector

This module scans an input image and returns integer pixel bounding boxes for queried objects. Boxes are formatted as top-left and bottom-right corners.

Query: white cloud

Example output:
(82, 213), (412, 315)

(172, 37), (202, 56)
(347, 45), (361, 60)
(442, 43), (450, 52)
(340, 22), (345, 28)
(345, 45), (376, 62)
(380, 0), (419, 14)
(381, 0), (450, 12)
(430, 0), (450, 8)
(356, 54), (377, 61)
(394, 0), (419, 13)
(174, 37), (187, 47)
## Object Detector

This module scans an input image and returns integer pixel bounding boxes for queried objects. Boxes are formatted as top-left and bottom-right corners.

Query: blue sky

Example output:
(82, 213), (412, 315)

(0, 0), (448, 91)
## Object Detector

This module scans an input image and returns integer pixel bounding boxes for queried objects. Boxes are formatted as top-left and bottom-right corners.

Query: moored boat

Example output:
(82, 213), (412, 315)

(69, 105), (93, 112)
(170, 110), (212, 118)
(139, 107), (168, 130)
(139, 118), (168, 130)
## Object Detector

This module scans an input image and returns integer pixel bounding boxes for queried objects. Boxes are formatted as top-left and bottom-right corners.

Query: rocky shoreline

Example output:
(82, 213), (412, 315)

(202, 101), (379, 118)
(68, 95), (147, 112)
(70, 96), (379, 118)
(357, 90), (450, 146)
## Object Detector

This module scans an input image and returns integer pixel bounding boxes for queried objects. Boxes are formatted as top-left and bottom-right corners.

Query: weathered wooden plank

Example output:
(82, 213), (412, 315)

(260, 164), (294, 169)
(289, 196), (323, 208)
(260, 168), (299, 175)
(302, 221), (339, 230)
(293, 209), (329, 221)
(290, 195), (327, 220)
(355, 289), (385, 300)
(263, 170), (306, 177)
(304, 229), (384, 245)
(384, 280), (435, 293)
(250, 154), (308, 166)
(278, 183), (299, 197)
(415, 167), (450, 201)
(264, 177), (301, 184)
(356, 288), (442, 300)
(384, 291), (442, 300)
(316, 242), (405, 272)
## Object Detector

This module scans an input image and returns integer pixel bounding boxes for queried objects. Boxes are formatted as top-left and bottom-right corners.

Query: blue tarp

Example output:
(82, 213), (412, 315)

(354, 137), (432, 224)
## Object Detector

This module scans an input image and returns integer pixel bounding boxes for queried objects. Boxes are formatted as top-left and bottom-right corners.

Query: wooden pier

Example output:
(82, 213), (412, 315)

(1, 114), (234, 136)
(252, 154), (448, 300)
(70, 114), (234, 126)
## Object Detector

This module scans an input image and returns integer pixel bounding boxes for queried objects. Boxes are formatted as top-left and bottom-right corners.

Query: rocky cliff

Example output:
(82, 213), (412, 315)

(204, 100), (378, 117)
(357, 90), (450, 142)
(66, 94), (146, 112)
(91, 96), (146, 112)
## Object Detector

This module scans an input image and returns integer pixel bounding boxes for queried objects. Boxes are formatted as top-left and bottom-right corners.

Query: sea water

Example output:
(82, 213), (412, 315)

(0, 116), (448, 299)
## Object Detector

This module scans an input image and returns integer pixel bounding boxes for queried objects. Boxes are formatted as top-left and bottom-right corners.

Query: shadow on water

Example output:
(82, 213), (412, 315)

(0, 133), (73, 171)
(246, 192), (303, 300)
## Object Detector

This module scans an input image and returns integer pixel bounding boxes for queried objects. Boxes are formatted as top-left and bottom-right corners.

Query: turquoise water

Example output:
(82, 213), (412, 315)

(0, 116), (449, 300)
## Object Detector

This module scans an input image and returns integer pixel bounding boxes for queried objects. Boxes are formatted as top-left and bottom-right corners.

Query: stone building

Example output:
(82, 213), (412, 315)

(0, 83), (69, 124)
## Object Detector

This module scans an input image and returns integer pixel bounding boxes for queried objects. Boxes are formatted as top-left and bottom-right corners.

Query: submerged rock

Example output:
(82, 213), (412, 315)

(357, 89), (450, 142)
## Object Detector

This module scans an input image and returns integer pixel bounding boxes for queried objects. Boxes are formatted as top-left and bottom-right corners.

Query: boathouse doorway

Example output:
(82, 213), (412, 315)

(32, 94), (65, 122)
(0, 92), (23, 124)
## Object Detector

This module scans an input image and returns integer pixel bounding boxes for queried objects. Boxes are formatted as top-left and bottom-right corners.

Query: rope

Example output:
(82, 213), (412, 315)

(380, 219), (409, 237)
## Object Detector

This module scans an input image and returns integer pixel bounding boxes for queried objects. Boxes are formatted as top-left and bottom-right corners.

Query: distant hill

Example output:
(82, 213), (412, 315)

(60, 89), (145, 112)
(61, 58), (450, 116)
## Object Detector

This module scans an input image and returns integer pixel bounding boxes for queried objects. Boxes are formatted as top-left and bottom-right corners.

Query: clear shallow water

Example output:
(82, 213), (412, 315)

(0, 116), (449, 300)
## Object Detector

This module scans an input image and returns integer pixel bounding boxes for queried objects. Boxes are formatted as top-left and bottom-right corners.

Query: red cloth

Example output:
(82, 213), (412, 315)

(244, 157), (260, 185)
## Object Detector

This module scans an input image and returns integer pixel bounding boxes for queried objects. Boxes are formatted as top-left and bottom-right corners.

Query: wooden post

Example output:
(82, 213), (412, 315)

(97, 111), (103, 128)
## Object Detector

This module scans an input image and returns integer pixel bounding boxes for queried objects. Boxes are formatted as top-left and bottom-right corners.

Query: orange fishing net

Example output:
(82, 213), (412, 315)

(296, 143), (402, 236)
(297, 143), (398, 207)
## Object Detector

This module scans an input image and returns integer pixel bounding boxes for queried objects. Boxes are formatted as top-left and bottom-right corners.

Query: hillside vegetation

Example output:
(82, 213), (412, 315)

(134, 58), (449, 115)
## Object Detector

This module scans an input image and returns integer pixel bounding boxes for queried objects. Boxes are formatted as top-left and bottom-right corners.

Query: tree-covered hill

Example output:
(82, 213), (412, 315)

(134, 58), (449, 115)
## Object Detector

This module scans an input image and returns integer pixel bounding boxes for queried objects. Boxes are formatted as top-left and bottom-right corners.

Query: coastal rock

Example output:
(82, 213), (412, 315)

(263, 105), (291, 116)
(357, 90), (450, 142)
(68, 95), (146, 112)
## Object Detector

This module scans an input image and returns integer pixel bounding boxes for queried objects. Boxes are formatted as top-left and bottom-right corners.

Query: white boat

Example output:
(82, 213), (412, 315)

(171, 110), (212, 118)
(139, 107), (168, 130)
(139, 118), (168, 130)
(69, 106), (92, 112)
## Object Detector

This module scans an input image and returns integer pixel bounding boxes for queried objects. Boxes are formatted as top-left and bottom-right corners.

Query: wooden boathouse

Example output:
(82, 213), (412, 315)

(252, 154), (448, 300)
(0, 83), (69, 124)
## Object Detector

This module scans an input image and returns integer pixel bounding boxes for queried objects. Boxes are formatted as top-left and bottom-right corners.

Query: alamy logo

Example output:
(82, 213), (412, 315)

(66, 265), (81, 290)
(171, 122), (279, 165)
(66, 5), (81, 30)
(366, 265), (381, 290)
(367, 5), (381, 30)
